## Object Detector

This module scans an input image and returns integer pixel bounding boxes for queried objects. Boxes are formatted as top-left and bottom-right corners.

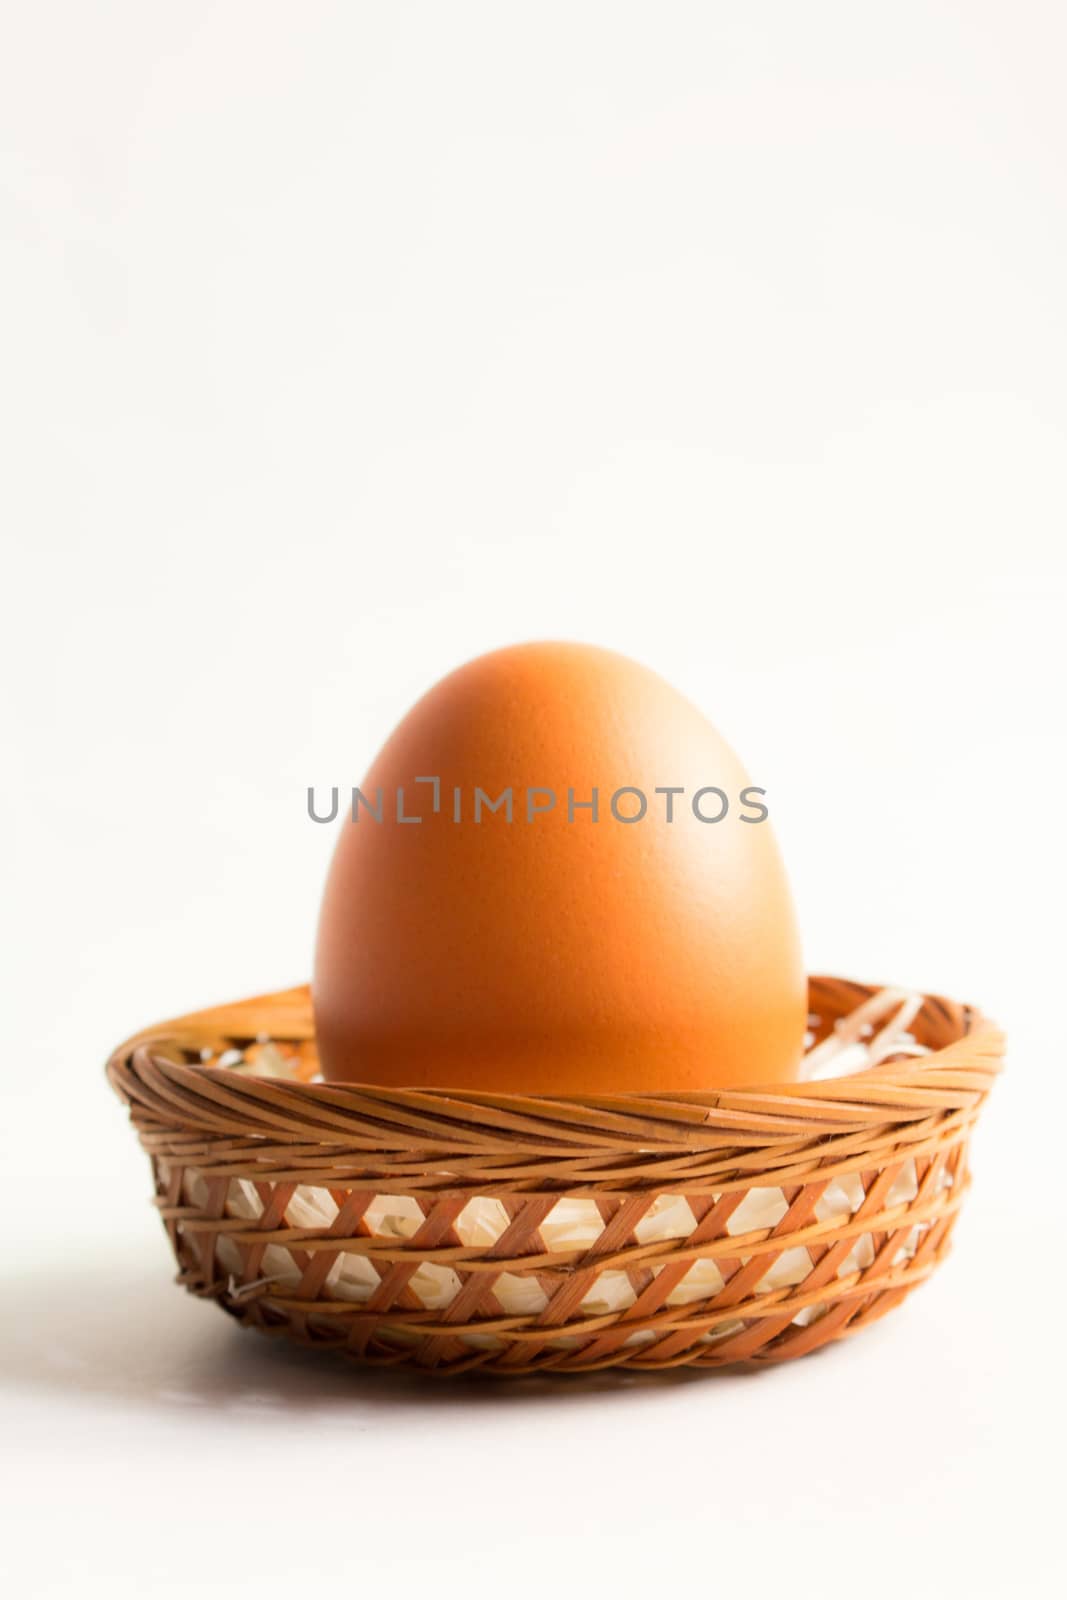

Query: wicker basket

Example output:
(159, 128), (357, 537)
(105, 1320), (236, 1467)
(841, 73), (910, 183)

(107, 975), (1002, 1376)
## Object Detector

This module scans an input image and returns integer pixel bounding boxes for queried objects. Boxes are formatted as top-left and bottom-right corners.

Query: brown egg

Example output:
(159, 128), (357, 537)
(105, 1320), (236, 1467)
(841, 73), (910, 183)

(313, 642), (805, 1094)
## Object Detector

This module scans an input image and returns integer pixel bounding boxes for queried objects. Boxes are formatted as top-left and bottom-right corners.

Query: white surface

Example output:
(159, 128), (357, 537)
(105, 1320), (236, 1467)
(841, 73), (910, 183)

(2, 4), (1065, 1596)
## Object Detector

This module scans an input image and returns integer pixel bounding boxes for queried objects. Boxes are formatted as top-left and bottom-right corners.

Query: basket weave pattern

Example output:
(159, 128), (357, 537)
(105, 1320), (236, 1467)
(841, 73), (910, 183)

(107, 976), (1002, 1375)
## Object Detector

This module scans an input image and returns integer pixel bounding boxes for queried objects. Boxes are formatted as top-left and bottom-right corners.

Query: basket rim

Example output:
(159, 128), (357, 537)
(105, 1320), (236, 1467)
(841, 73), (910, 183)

(106, 975), (1003, 1140)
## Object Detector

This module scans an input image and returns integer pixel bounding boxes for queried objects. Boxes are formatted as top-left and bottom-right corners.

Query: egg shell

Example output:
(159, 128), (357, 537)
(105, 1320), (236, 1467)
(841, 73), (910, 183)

(314, 642), (805, 1094)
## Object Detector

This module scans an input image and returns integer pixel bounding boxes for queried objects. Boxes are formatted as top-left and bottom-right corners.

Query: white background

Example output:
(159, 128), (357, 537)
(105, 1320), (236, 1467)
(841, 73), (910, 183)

(3, 3), (1065, 1596)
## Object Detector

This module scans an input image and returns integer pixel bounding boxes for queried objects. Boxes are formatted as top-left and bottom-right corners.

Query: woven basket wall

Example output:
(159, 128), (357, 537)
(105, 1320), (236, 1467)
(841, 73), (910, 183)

(107, 975), (1002, 1376)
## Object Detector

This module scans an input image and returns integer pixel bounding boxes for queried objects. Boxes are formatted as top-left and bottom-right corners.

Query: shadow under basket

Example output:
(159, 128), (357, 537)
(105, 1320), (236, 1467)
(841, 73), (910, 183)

(107, 976), (1002, 1377)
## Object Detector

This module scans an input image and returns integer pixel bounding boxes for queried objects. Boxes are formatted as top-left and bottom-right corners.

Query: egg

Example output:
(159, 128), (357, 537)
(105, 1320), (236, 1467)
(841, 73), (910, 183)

(313, 642), (805, 1094)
